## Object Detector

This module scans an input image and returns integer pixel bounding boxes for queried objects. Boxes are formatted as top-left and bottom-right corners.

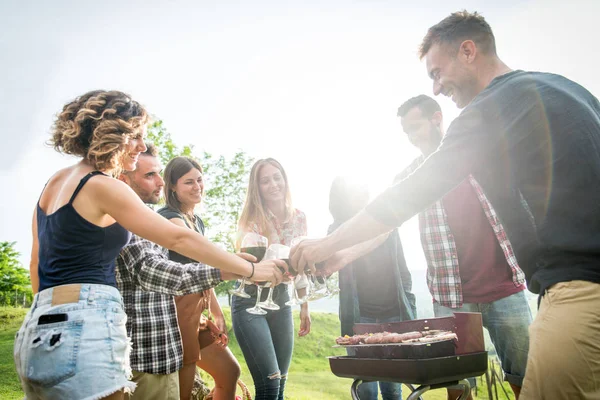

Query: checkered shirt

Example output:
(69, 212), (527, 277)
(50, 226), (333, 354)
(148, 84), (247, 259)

(116, 234), (222, 374)
(397, 157), (525, 308)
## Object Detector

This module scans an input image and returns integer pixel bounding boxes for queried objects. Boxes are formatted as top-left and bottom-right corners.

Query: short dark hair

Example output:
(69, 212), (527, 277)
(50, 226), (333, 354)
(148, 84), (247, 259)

(397, 95), (441, 119)
(419, 10), (496, 59)
(143, 142), (158, 157)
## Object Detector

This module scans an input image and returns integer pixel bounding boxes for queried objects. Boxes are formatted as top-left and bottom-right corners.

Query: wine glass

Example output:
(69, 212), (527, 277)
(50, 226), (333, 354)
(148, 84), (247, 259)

(246, 281), (270, 315)
(287, 237), (308, 305)
(306, 273), (329, 301)
(326, 272), (340, 295)
(229, 232), (268, 299)
(257, 244), (288, 311)
(315, 262), (334, 297)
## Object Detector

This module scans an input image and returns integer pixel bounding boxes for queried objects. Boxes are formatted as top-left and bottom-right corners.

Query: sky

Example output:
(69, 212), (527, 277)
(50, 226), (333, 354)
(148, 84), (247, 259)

(1, 0), (599, 283)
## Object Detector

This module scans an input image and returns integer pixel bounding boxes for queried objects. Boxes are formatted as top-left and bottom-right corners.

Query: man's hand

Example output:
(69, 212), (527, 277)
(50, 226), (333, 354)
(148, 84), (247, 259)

(290, 237), (335, 276)
(316, 252), (349, 277)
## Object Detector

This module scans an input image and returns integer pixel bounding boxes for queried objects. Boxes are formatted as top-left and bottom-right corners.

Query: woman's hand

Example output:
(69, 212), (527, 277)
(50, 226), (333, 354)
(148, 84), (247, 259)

(212, 314), (229, 346)
(298, 304), (311, 337)
(251, 259), (287, 286)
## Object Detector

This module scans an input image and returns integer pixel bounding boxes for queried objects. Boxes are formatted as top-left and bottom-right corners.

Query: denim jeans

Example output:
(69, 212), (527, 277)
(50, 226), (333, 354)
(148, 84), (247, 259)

(232, 284), (293, 400)
(433, 290), (532, 387)
(351, 315), (403, 400)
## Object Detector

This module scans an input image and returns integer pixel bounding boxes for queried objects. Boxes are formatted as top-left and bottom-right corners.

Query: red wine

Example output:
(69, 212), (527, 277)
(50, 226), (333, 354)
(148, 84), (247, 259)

(281, 259), (295, 276)
(241, 246), (266, 262)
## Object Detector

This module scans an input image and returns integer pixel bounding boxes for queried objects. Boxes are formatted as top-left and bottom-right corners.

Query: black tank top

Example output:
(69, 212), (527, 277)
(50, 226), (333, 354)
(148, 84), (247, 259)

(37, 171), (131, 291)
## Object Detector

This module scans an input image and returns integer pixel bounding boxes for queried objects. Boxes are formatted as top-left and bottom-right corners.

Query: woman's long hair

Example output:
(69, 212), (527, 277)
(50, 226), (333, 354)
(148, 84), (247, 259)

(236, 158), (293, 249)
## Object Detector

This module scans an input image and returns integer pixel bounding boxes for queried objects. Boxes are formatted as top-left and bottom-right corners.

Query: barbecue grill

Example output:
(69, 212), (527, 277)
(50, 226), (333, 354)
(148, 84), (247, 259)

(328, 312), (487, 400)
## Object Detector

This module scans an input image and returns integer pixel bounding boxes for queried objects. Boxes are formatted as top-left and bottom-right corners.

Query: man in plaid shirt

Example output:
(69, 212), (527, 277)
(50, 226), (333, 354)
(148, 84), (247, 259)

(396, 95), (532, 400)
(116, 144), (231, 400)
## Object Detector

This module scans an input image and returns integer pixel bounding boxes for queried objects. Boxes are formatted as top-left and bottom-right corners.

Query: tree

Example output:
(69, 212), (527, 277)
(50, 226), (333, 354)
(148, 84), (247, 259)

(0, 241), (33, 307)
(147, 120), (253, 300)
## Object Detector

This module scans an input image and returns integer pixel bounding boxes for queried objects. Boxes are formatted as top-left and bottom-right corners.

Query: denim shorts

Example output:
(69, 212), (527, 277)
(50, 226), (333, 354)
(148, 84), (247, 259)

(14, 284), (135, 400)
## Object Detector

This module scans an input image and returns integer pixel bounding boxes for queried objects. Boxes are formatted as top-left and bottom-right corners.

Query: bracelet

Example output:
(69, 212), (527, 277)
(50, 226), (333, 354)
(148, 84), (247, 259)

(247, 262), (255, 279)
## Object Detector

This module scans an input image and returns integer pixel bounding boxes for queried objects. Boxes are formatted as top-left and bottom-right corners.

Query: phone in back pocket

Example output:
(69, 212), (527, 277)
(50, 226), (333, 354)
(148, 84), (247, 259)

(38, 313), (68, 325)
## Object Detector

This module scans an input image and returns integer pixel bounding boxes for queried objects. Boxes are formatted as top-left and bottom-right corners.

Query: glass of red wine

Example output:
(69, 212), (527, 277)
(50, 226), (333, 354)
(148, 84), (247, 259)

(229, 232), (268, 299)
(257, 244), (289, 311)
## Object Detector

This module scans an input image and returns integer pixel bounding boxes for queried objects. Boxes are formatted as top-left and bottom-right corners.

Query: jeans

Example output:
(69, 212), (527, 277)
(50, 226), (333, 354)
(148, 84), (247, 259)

(352, 315), (403, 400)
(14, 284), (134, 400)
(232, 284), (293, 400)
(433, 290), (532, 387)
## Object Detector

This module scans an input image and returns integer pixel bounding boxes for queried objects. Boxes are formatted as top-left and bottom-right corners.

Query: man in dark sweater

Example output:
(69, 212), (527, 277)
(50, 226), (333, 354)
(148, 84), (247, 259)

(292, 10), (600, 400)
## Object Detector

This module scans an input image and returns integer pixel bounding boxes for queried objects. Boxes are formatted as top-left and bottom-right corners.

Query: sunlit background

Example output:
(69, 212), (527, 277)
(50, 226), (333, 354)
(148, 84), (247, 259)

(2, 0), (599, 313)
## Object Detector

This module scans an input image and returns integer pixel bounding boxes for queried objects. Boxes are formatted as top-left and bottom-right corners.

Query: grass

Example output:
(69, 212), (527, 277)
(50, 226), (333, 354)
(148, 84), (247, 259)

(1, 306), (514, 399)
(0, 307), (28, 400)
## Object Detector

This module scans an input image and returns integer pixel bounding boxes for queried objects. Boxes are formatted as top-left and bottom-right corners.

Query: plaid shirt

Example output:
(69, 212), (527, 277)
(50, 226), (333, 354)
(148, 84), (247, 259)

(397, 157), (525, 308)
(116, 234), (222, 374)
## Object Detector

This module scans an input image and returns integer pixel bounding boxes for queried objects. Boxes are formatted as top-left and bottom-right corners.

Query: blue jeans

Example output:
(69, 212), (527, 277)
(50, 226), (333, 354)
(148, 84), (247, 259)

(352, 315), (403, 400)
(232, 284), (293, 400)
(433, 290), (532, 387)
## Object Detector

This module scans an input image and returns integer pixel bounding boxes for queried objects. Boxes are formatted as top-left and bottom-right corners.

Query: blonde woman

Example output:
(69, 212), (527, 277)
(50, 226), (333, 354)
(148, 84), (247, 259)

(13, 90), (285, 400)
(158, 157), (240, 400)
(231, 158), (311, 400)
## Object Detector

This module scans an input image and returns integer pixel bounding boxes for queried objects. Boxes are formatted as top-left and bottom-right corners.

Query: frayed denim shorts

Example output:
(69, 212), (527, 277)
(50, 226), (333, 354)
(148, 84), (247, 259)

(14, 284), (135, 400)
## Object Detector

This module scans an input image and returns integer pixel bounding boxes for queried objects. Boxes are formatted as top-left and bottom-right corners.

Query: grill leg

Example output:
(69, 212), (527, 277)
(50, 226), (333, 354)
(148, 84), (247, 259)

(406, 385), (431, 400)
(404, 384), (424, 400)
(351, 379), (362, 400)
(456, 379), (471, 400)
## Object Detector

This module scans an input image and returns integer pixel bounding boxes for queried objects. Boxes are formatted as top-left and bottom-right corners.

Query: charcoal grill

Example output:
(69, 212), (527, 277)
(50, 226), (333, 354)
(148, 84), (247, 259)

(328, 312), (487, 400)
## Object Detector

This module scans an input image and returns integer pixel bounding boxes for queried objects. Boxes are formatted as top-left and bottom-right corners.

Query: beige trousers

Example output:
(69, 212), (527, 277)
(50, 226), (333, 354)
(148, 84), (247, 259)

(127, 369), (180, 400)
(520, 280), (600, 400)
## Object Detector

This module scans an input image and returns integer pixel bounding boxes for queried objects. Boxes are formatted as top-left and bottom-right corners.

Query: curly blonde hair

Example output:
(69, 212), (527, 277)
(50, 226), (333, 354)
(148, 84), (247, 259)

(50, 90), (149, 174)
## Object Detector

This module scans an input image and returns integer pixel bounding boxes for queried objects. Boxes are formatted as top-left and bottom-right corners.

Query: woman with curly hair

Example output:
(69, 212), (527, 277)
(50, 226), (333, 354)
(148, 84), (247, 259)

(13, 90), (285, 400)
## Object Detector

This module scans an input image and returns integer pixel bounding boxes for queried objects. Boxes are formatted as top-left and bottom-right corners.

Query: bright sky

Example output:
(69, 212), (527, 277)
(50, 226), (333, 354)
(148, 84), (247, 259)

(1, 0), (599, 277)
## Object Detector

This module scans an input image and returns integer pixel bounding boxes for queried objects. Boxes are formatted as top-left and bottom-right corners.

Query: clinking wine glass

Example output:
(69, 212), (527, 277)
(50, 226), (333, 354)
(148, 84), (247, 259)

(246, 281), (270, 315)
(306, 262), (330, 301)
(229, 232), (268, 299)
(257, 244), (289, 311)
(289, 235), (328, 301)
(287, 237), (309, 305)
(326, 272), (340, 295)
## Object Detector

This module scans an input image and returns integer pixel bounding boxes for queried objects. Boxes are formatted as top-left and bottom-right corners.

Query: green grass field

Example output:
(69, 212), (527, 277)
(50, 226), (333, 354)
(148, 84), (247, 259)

(1, 306), (514, 399)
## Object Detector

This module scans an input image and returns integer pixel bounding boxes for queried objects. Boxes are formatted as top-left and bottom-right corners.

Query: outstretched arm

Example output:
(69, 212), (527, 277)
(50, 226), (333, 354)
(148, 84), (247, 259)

(94, 177), (286, 286)
(118, 234), (223, 296)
